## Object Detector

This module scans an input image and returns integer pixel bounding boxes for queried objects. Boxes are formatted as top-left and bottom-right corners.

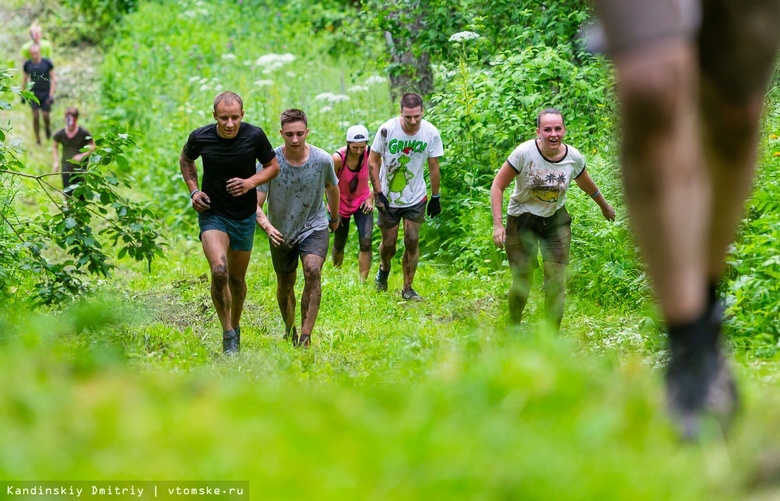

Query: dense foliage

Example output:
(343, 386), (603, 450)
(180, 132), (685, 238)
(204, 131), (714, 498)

(19, 0), (138, 45)
(0, 68), (164, 306)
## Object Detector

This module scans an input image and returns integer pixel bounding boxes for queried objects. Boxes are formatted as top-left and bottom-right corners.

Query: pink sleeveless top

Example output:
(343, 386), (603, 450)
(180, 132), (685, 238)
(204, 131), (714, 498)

(336, 146), (371, 217)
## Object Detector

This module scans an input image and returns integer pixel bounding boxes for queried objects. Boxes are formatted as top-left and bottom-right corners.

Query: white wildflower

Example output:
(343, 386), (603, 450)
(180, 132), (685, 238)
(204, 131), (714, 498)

(314, 92), (350, 103)
(255, 53), (296, 66)
(254, 79), (274, 87)
(448, 31), (480, 42)
(221, 54), (237, 61)
(319, 106), (333, 113)
(348, 85), (369, 93)
(365, 75), (386, 85)
(188, 76), (201, 83)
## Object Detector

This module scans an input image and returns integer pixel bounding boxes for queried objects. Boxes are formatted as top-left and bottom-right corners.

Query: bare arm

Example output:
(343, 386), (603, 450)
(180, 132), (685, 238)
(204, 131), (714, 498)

(256, 190), (283, 246)
(574, 168), (615, 221)
(226, 157), (280, 197)
(491, 162), (517, 248)
(332, 151), (343, 176)
(52, 141), (60, 173)
(179, 150), (210, 213)
(325, 181), (341, 232)
(48, 69), (56, 99)
(368, 149), (382, 193)
(427, 156), (441, 195)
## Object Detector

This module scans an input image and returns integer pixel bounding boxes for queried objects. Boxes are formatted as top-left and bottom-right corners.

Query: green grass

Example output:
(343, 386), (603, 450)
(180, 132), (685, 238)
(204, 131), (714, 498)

(5, 0), (780, 498)
(3, 237), (780, 499)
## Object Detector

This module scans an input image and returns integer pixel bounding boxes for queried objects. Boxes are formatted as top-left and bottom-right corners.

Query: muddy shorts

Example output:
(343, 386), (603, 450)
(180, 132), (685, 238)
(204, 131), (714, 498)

(269, 229), (329, 274)
(377, 199), (426, 229)
(505, 207), (572, 271)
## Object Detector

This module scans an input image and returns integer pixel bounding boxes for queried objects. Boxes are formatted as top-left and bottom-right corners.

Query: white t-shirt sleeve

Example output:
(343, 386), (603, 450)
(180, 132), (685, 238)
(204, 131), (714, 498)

(371, 124), (388, 155)
(506, 144), (526, 173)
(571, 147), (586, 178)
(427, 126), (444, 158)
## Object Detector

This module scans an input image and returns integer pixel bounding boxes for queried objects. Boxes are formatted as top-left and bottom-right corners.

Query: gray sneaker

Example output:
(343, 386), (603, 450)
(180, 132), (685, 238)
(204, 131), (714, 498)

(223, 329), (240, 355)
(401, 288), (423, 301)
(375, 268), (389, 292)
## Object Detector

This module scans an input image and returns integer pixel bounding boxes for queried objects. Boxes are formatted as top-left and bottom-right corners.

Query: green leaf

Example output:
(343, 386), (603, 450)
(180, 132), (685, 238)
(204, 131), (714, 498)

(115, 155), (129, 169)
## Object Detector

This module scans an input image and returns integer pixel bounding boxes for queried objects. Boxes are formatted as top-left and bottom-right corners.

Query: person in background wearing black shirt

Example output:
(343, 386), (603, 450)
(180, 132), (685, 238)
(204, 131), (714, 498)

(180, 91), (279, 355)
(21, 43), (56, 145)
(52, 107), (95, 195)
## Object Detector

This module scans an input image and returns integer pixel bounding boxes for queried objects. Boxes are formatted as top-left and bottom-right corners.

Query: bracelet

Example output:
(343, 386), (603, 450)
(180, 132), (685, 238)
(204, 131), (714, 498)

(328, 217), (338, 223)
(431, 194), (440, 198)
(590, 189), (600, 198)
(190, 189), (200, 199)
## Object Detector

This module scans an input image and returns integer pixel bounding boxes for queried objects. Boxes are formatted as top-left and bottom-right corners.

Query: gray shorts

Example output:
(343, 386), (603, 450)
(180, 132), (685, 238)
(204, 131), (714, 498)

(269, 229), (329, 274)
(377, 199), (426, 229)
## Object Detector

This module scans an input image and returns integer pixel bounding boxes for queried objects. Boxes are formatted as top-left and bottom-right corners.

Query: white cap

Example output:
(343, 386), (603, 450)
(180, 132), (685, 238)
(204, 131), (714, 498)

(346, 125), (369, 143)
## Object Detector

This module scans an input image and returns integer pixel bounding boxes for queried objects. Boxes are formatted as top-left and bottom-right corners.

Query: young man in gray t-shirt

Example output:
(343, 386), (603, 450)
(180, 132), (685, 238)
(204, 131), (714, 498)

(256, 108), (340, 347)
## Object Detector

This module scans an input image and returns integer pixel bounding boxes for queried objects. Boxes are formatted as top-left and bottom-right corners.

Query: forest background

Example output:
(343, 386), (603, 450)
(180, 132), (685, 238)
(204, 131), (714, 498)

(2, 0), (780, 498)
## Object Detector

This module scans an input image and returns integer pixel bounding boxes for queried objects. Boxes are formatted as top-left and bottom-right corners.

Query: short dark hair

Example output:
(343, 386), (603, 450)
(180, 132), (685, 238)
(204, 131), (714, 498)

(400, 93), (424, 111)
(280, 108), (308, 128)
(536, 108), (564, 127)
(65, 106), (79, 118)
(213, 91), (243, 112)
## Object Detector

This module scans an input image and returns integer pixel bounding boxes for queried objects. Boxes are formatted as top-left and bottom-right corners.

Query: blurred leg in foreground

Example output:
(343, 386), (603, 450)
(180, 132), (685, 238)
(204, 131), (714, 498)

(591, 0), (780, 438)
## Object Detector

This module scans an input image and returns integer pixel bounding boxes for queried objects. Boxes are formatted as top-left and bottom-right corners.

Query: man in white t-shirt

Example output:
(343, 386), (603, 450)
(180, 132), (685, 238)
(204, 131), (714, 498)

(369, 93), (444, 300)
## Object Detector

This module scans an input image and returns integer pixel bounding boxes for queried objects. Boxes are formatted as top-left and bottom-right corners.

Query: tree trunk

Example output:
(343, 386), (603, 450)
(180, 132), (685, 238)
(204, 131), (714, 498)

(383, 5), (434, 101)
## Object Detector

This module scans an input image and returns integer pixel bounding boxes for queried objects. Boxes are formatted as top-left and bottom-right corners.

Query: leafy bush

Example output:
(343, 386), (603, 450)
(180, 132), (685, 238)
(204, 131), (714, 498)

(725, 93), (780, 355)
(0, 68), (164, 306)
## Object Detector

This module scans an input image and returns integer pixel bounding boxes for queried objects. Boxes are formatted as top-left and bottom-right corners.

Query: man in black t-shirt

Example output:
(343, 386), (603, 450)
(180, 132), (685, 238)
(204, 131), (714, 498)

(52, 107), (95, 195)
(21, 43), (56, 145)
(180, 91), (279, 355)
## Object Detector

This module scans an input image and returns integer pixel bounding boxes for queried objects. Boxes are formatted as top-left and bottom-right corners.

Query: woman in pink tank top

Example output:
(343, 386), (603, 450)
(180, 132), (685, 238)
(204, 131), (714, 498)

(331, 125), (374, 280)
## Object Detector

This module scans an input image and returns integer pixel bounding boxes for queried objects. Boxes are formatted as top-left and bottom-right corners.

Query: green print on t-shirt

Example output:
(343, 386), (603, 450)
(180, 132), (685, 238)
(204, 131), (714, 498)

(387, 138), (428, 155)
(388, 153), (413, 203)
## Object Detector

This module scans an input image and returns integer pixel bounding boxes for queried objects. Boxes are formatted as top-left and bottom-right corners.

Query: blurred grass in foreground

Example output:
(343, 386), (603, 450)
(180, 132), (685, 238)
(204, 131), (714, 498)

(3, 280), (780, 500)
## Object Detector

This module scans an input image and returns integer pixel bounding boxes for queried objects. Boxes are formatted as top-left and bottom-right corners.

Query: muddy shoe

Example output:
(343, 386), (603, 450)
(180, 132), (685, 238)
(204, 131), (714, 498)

(223, 329), (240, 355)
(401, 287), (423, 301)
(375, 268), (389, 292)
(665, 302), (738, 440)
(284, 327), (298, 345)
(296, 334), (311, 348)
